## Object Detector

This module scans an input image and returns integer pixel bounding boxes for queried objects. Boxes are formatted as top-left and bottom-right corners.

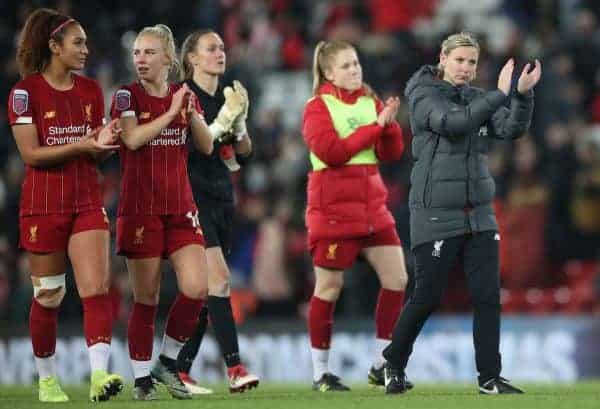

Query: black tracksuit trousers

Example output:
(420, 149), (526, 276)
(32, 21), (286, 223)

(383, 231), (502, 384)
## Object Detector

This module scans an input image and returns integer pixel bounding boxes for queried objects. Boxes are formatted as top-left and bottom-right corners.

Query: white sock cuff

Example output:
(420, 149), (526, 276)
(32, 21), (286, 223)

(311, 347), (330, 382)
(88, 342), (110, 372)
(161, 334), (184, 360)
(131, 359), (153, 379)
(208, 121), (226, 141)
(373, 338), (390, 369)
(35, 355), (57, 379)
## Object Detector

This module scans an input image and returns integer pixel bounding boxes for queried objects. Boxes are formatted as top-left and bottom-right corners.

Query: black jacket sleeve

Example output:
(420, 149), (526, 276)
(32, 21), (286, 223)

(489, 90), (534, 140)
(410, 85), (507, 139)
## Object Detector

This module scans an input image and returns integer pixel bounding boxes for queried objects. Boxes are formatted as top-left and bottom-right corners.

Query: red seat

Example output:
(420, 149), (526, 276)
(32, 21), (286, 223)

(500, 288), (527, 313)
(564, 260), (598, 286)
(525, 288), (556, 314)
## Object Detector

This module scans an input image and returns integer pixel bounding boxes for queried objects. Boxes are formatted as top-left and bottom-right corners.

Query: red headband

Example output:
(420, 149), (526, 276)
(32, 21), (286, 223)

(50, 18), (76, 37)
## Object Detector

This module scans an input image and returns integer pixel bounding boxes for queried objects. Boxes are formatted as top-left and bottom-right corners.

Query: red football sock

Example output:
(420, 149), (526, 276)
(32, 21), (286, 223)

(128, 302), (157, 361)
(81, 294), (113, 346)
(29, 299), (59, 358)
(375, 288), (404, 339)
(308, 296), (335, 349)
(164, 294), (205, 343)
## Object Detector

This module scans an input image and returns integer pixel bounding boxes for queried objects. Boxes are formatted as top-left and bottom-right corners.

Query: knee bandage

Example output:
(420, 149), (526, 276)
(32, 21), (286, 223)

(32, 274), (66, 307)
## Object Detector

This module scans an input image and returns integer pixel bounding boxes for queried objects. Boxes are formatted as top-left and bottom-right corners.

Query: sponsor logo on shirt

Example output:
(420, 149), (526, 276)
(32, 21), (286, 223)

(326, 243), (338, 260)
(148, 128), (187, 146)
(44, 111), (56, 119)
(46, 124), (92, 145)
(12, 89), (28, 115)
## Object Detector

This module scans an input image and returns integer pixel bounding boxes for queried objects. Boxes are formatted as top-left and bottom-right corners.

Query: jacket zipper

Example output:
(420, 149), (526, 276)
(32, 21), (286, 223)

(465, 132), (472, 233)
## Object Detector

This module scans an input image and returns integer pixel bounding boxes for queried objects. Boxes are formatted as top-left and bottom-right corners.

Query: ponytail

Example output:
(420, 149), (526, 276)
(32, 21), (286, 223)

(311, 40), (375, 97)
(137, 24), (180, 80)
(311, 41), (328, 95)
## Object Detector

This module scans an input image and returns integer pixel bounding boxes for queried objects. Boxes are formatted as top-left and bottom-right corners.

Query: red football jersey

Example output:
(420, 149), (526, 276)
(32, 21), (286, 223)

(110, 82), (198, 216)
(7, 73), (105, 216)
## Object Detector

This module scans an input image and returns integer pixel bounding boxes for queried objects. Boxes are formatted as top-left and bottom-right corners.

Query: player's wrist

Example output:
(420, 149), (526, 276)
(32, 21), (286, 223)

(233, 120), (247, 139)
(190, 110), (205, 124)
(165, 107), (179, 122)
(75, 138), (90, 154)
(208, 121), (226, 141)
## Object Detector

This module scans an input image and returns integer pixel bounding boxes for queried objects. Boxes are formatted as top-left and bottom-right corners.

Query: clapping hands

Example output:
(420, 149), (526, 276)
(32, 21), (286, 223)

(169, 83), (192, 118)
(517, 59), (542, 94)
(80, 119), (121, 154)
(497, 58), (542, 96)
(96, 118), (121, 146)
(377, 96), (400, 127)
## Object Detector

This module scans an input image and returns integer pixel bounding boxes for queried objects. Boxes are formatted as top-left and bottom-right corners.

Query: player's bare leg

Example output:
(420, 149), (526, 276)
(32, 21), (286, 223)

(70, 229), (124, 401)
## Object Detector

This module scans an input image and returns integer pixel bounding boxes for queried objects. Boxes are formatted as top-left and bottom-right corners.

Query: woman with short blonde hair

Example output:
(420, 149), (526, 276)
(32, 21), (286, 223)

(382, 32), (541, 395)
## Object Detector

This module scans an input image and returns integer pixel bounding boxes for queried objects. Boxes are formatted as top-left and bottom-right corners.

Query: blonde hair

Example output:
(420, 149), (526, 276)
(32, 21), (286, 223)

(136, 24), (180, 80)
(311, 40), (374, 97)
(180, 29), (217, 81)
(438, 32), (480, 78)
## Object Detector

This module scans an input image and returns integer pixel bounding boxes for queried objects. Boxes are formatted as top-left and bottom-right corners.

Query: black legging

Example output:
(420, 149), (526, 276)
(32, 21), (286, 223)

(383, 231), (502, 384)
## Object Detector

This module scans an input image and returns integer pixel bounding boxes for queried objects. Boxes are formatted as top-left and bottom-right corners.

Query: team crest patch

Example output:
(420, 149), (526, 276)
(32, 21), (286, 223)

(12, 89), (28, 115)
(115, 89), (131, 111)
(29, 225), (38, 243)
(85, 104), (92, 122)
(134, 226), (144, 245)
(326, 243), (338, 260)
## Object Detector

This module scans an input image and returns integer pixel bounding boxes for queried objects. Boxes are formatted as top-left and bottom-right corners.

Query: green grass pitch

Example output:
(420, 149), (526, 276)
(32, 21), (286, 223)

(1, 382), (599, 409)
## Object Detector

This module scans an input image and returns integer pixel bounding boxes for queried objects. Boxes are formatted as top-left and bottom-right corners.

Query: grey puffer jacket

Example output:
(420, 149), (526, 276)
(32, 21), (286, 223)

(406, 65), (534, 249)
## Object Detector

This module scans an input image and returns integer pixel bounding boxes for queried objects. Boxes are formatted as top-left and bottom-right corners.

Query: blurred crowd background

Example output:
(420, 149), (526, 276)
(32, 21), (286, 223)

(0, 0), (599, 329)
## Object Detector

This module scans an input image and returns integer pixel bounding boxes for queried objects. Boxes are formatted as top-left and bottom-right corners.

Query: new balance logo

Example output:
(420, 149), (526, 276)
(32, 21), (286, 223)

(432, 240), (444, 258)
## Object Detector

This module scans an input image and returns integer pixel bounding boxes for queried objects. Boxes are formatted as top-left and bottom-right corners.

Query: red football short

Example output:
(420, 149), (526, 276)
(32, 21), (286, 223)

(309, 226), (402, 270)
(116, 211), (205, 259)
(19, 208), (110, 253)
